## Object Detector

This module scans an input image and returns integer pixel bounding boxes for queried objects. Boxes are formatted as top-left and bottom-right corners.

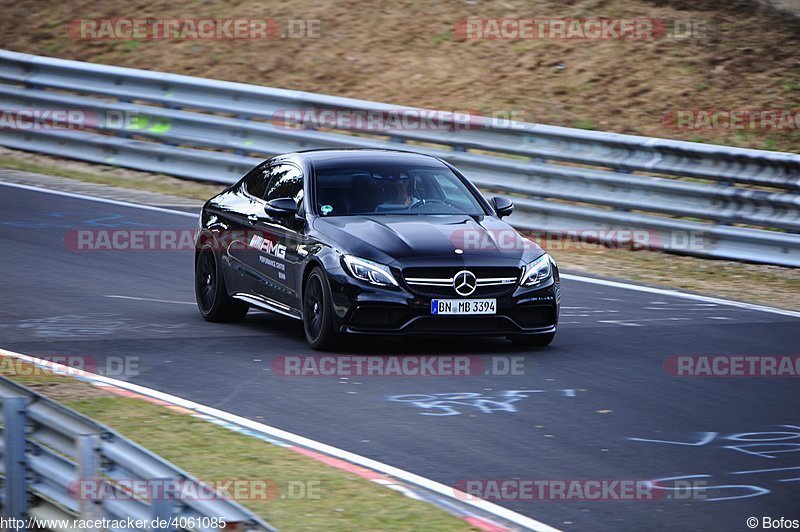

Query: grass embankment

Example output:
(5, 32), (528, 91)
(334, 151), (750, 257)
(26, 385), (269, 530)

(0, 357), (474, 532)
(1, 0), (799, 151)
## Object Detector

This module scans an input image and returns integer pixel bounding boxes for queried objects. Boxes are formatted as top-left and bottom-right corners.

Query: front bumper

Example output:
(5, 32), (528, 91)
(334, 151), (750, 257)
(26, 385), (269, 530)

(326, 267), (560, 337)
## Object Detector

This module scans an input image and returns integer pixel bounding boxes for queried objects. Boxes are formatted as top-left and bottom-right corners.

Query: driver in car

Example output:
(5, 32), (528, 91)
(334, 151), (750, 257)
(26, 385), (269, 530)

(378, 173), (419, 210)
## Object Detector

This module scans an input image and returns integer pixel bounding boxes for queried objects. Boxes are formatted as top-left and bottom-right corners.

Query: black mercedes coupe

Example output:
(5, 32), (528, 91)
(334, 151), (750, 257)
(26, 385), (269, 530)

(194, 149), (560, 350)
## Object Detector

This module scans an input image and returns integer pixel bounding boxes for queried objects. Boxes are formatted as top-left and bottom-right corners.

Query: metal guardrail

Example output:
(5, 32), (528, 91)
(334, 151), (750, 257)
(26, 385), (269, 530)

(0, 49), (798, 266)
(0, 373), (275, 532)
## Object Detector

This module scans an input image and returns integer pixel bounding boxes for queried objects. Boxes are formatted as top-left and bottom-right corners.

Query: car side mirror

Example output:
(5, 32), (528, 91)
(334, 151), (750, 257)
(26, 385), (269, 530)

(491, 196), (514, 218)
(265, 197), (300, 217)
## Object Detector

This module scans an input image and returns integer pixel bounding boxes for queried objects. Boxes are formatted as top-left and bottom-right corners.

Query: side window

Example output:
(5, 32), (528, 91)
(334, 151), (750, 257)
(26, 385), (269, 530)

(265, 164), (304, 205)
(242, 165), (270, 199)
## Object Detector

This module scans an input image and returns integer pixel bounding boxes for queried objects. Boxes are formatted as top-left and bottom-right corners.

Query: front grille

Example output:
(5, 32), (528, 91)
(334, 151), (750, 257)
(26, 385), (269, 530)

(409, 316), (519, 334)
(402, 267), (520, 298)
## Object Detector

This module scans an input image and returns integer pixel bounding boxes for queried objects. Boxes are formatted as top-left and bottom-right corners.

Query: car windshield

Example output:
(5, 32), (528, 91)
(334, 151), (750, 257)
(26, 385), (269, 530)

(314, 162), (487, 217)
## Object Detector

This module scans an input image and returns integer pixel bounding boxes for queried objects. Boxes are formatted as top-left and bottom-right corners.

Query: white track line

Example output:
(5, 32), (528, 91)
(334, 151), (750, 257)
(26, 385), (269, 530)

(0, 181), (199, 218)
(106, 295), (195, 305)
(0, 347), (559, 532)
(4, 180), (798, 319)
(560, 274), (800, 319)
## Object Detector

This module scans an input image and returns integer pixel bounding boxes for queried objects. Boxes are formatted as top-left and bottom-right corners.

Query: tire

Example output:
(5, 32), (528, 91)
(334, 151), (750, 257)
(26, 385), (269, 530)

(510, 332), (555, 348)
(303, 267), (340, 351)
(195, 243), (249, 322)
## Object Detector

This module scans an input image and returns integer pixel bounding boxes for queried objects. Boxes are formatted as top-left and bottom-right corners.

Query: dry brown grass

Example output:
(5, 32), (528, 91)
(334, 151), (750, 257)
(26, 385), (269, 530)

(1, 0), (798, 151)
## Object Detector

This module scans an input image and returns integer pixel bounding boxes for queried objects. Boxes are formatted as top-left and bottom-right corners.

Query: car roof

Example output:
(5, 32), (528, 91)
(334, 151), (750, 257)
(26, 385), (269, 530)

(284, 149), (448, 170)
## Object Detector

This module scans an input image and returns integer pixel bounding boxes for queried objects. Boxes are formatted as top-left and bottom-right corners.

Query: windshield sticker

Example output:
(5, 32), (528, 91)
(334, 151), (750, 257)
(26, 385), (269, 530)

(321, 205), (333, 216)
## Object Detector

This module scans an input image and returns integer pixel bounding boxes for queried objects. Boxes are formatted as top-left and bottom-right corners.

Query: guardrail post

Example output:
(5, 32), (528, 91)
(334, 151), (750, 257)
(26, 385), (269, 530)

(150, 478), (176, 532)
(3, 396), (29, 521)
(76, 434), (102, 524)
(611, 168), (632, 212)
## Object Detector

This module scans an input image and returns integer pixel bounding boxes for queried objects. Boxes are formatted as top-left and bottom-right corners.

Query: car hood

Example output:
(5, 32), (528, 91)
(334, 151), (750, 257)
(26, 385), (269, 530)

(313, 214), (543, 266)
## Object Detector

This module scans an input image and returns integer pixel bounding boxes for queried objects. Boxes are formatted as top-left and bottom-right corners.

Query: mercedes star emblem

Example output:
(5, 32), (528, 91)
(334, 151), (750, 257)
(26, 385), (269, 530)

(453, 270), (477, 296)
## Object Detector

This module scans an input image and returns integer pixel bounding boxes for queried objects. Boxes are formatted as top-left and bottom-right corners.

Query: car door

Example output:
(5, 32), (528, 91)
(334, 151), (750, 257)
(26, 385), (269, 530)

(217, 164), (271, 296)
(245, 163), (307, 312)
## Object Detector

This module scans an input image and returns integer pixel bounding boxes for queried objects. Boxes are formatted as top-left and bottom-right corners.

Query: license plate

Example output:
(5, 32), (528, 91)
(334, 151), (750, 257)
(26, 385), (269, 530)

(431, 299), (496, 315)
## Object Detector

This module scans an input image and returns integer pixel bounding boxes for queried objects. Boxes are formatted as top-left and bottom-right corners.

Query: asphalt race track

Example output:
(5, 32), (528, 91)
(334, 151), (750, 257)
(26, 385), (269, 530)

(1, 182), (798, 531)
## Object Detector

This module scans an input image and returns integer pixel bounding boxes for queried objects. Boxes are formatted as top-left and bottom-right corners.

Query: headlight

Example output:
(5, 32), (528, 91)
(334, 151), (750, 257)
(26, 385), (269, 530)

(521, 254), (553, 287)
(342, 255), (399, 287)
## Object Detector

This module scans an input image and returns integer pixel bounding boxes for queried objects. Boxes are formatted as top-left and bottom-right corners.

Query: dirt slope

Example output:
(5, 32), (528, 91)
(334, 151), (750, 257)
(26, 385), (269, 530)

(0, 0), (799, 151)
